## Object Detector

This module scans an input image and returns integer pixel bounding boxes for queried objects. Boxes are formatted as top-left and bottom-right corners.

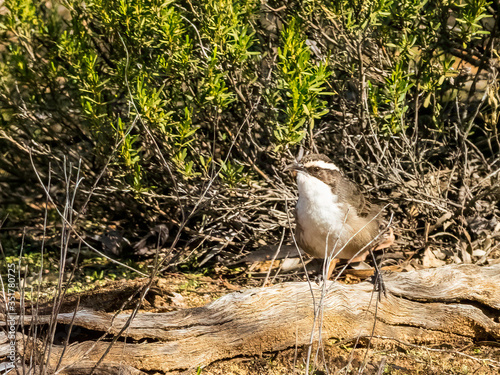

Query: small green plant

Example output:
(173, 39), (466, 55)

(455, 0), (491, 44)
(178, 275), (203, 292)
(374, 60), (414, 135)
(171, 108), (201, 179)
(113, 117), (145, 191)
(218, 159), (247, 187)
(91, 269), (105, 281)
(274, 18), (331, 149)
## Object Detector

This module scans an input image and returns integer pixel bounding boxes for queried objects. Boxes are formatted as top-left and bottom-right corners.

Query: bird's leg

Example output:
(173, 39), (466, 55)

(369, 248), (386, 299)
(370, 228), (394, 299)
(348, 251), (369, 263)
(326, 258), (340, 279)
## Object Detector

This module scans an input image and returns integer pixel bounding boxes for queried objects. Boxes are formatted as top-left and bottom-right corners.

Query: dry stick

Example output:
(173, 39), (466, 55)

(220, 121), (277, 188)
(285, 197), (315, 291)
(262, 227), (286, 287)
(28, 152), (147, 278)
(359, 83), (397, 186)
(347, 285), (380, 375)
(360, 42), (416, 185)
(176, 13), (210, 60)
(53, 239), (85, 374)
(475, 242), (500, 266)
(456, 82), (491, 234)
(285, 197), (319, 374)
(329, 213), (394, 373)
(27, 158), (152, 372)
(269, 253), (290, 284)
(27, 146), (149, 372)
(310, 211), (353, 375)
(357, 29), (399, 184)
(344, 131), (369, 169)
(210, 110), (219, 188)
(54, 296), (80, 373)
(465, 134), (491, 168)
(285, 168), (393, 372)
(85, 230), (165, 374)
(27, 65), (146, 277)
(44, 159), (81, 375)
(39, 164), (56, 375)
(461, 83), (490, 164)
(293, 323), (300, 375)
(151, 94), (258, 271)
(337, 217), (394, 370)
(17, 229), (27, 375)
(376, 357), (387, 375)
(58, 272), (154, 374)
(357, 286), (382, 374)
(29, 160), (52, 372)
(35, 164), (51, 372)
(86, 298), (145, 375)
(357, 34), (366, 129)
(461, 73), (495, 172)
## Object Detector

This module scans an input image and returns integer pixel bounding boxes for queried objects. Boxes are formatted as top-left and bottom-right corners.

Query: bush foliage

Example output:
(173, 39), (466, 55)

(1, 0), (499, 270)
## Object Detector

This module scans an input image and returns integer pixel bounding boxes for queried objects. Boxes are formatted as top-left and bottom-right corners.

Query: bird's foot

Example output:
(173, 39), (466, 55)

(368, 248), (387, 300)
(370, 267), (387, 300)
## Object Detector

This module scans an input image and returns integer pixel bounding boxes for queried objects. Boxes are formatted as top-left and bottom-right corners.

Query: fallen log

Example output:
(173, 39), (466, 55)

(1, 264), (499, 374)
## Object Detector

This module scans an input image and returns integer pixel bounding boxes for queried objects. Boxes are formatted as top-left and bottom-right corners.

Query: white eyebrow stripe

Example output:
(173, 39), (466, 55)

(304, 160), (339, 171)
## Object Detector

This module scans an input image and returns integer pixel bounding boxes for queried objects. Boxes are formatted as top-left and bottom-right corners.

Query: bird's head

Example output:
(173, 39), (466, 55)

(285, 153), (339, 180)
(285, 154), (341, 200)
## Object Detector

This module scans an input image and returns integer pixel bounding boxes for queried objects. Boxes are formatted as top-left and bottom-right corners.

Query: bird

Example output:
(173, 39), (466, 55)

(285, 153), (394, 286)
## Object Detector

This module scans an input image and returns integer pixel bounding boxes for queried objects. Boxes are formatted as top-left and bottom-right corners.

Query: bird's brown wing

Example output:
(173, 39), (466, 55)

(336, 177), (381, 219)
(337, 177), (366, 213)
(337, 177), (384, 250)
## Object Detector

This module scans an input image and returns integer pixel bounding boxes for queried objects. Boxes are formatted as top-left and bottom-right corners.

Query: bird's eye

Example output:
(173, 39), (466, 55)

(312, 167), (320, 172)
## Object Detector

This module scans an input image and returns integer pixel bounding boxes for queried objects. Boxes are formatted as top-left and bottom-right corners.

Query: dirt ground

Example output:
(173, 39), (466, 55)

(200, 342), (500, 375)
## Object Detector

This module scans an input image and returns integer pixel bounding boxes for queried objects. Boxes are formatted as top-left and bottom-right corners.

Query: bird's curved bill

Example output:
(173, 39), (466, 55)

(284, 162), (305, 173)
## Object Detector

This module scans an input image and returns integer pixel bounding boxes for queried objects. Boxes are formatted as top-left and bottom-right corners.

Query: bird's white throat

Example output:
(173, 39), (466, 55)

(296, 172), (337, 203)
(296, 172), (345, 231)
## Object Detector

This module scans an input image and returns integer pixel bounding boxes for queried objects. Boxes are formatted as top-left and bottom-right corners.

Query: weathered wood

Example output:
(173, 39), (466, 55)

(1, 264), (499, 374)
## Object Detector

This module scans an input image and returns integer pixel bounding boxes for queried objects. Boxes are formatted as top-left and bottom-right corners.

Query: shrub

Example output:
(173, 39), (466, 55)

(1, 0), (498, 270)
